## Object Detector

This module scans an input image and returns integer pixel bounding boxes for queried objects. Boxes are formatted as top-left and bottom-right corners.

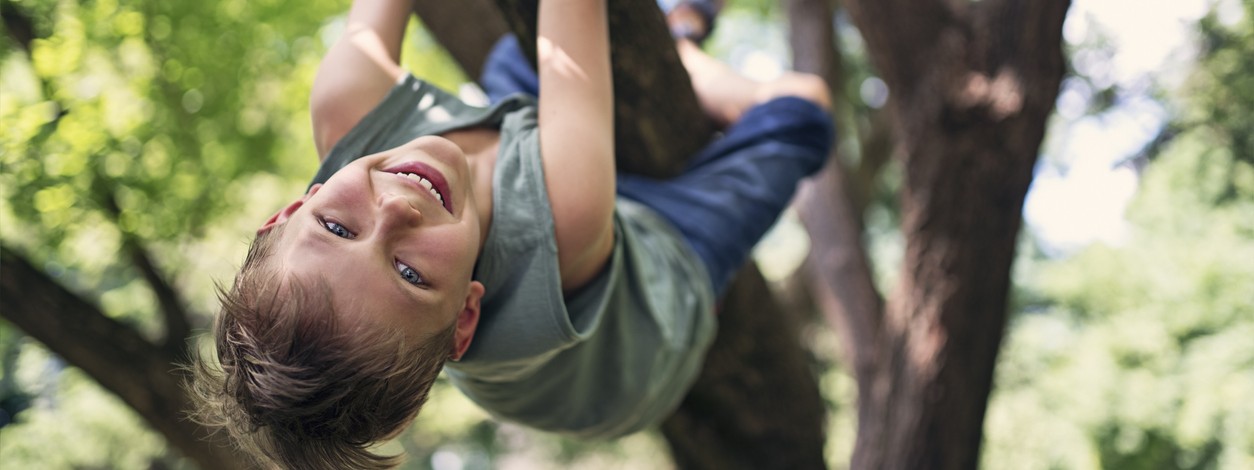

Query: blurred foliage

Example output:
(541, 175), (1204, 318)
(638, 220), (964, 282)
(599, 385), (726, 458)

(1, 0), (342, 465)
(1188, 0), (1254, 198)
(983, 2), (1254, 469)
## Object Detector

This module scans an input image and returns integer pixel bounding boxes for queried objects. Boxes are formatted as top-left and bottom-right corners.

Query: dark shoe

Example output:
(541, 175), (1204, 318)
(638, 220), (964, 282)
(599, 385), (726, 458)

(663, 0), (722, 44)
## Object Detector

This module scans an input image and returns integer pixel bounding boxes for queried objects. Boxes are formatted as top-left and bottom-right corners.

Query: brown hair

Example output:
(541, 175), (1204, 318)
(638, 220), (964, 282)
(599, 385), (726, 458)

(187, 226), (455, 469)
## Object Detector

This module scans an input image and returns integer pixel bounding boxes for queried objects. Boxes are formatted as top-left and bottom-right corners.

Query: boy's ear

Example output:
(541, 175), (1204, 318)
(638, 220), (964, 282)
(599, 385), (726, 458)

(258, 184), (322, 234)
(450, 281), (485, 361)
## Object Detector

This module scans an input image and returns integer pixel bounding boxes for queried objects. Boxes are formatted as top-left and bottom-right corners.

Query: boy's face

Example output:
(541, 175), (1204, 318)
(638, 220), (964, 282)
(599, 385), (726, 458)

(260, 136), (484, 356)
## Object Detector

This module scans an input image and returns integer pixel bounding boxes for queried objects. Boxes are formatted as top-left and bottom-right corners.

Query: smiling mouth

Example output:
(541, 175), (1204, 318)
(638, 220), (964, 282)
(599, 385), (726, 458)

(383, 162), (453, 214)
(396, 172), (444, 205)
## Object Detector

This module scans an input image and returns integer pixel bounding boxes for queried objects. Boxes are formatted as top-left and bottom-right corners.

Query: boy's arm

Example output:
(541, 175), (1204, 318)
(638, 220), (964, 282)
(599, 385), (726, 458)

(536, 0), (616, 292)
(310, 0), (412, 159)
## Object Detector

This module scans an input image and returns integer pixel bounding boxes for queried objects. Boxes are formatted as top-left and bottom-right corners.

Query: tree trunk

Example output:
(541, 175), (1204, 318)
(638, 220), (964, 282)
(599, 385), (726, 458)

(660, 265), (827, 469)
(828, 0), (1071, 467)
(0, 246), (249, 470)
(411, 0), (509, 80)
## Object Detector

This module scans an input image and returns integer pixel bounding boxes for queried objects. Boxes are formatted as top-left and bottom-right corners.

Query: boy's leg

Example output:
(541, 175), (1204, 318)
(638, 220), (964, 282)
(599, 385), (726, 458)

(479, 35), (540, 103)
(618, 38), (834, 296)
(617, 96), (833, 295)
(677, 38), (831, 127)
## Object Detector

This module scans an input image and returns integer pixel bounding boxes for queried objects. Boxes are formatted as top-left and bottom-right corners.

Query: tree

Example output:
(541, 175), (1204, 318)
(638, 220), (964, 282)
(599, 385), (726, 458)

(817, 0), (1070, 467)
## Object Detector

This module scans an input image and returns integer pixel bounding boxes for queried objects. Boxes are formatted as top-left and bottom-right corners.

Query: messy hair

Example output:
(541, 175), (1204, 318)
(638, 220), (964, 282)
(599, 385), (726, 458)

(187, 226), (456, 470)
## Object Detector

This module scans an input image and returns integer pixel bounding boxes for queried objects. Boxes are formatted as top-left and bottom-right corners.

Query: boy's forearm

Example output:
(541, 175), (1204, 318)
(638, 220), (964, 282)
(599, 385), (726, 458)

(310, 0), (413, 157)
(322, 0), (413, 85)
(535, 0), (617, 290)
(537, 0), (613, 123)
(536, 0), (613, 162)
(343, 0), (413, 64)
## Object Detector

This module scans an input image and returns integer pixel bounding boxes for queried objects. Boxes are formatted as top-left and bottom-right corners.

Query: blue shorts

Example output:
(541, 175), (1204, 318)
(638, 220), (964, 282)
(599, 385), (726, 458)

(481, 36), (834, 294)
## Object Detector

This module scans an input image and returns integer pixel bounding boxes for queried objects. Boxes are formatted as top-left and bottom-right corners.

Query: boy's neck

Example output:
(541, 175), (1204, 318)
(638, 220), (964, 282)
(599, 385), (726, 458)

(443, 128), (501, 250)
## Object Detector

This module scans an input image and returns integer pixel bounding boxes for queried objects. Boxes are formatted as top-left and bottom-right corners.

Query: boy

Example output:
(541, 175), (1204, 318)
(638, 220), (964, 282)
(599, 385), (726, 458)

(189, 0), (833, 468)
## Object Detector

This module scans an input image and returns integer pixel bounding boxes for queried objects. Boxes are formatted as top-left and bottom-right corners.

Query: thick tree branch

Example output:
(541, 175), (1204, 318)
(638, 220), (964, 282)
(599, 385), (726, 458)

(411, 0), (509, 80)
(838, 0), (1070, 468)
(1, 245), (169, 421)
(490, 0), (714, 178)
(0, 245), (245, 469)
(660, 265), (826, 469)
(784, 0), (839, 80)
(841, 0), (958, 105)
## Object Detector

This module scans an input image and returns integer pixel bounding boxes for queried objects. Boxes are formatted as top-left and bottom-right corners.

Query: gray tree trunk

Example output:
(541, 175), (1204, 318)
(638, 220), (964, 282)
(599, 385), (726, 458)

(795, 0), (1071, 467)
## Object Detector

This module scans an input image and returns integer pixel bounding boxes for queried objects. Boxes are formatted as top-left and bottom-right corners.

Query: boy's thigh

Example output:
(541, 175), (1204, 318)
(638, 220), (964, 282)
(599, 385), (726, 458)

(618, 96), (833, 293)
(480, 35), (539, 103)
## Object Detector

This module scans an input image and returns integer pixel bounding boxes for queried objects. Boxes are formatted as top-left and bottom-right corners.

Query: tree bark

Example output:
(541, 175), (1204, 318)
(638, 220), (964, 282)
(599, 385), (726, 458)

(660, 265), (827, 469)
(0, 246), (249, 469)
(491, 0), (715, 178)
(410, 0), (509, 80)
(830, 0), (1071, 467)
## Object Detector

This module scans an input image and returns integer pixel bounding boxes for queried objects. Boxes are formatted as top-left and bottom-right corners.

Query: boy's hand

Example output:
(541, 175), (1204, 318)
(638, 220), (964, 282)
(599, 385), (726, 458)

(536, 0), (616, 293)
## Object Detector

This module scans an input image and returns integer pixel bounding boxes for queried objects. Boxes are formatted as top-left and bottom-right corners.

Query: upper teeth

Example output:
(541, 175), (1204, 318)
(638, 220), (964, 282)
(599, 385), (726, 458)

(396, 172), (444, 205)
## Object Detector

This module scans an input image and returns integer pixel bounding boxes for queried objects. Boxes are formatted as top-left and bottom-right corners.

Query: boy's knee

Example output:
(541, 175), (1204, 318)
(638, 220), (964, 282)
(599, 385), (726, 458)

(786, 73), (832, 110)
(765, 72), (831, 110)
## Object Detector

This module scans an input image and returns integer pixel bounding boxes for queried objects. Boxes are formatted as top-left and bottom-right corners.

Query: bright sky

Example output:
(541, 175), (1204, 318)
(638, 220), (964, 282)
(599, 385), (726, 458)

(1024, 0), (1221, 255)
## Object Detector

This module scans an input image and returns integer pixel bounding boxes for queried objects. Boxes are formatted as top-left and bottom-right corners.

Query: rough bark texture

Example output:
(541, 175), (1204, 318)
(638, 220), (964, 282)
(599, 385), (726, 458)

(410, 0), (509, 80)
(492, 0), (714, 178)
(0, 246), (248, 470)
(820, 0), (1069, 467)
(660, 265), (827, 469)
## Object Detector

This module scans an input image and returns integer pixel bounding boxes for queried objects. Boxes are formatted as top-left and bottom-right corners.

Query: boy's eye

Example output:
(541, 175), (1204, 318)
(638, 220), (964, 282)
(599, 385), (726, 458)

(396, 260), (425, 286)
(321, 219), (355, 239)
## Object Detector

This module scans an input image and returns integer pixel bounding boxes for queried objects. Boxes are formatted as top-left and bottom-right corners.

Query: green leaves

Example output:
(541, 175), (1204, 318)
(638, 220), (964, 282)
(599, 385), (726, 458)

(1, 0), (341, 465)
(984, 4), (1254, 468)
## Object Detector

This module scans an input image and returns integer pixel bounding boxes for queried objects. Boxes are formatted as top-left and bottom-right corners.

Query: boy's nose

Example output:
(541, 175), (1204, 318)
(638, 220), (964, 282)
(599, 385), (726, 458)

(377, 192), (422, 230)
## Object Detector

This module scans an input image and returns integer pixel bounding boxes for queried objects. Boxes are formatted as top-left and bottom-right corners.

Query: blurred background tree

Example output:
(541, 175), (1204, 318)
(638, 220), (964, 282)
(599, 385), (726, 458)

(1, 0), (1250, 469)
(981, 3), (1254, 468)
